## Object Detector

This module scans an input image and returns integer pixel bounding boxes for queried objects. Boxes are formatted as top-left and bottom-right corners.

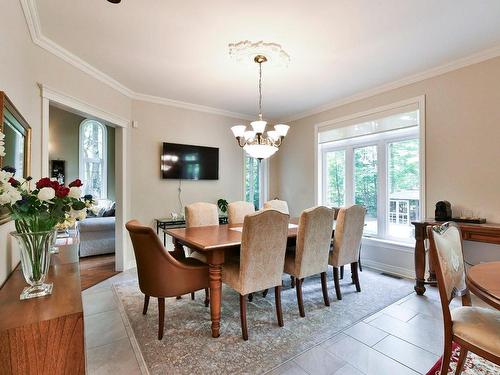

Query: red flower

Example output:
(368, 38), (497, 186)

(69, 179), (83, 188)
(36, 177), (52, 189)
(55, 186), (70, 198)
(8, 177), (20, 187)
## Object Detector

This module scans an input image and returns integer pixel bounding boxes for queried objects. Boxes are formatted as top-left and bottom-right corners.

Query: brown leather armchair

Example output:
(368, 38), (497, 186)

(126, 220), (210, 340)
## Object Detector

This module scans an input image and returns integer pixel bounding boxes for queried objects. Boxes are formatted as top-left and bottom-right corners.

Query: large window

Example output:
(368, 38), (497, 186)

(319, 106), (422, 242)
(79, 119), (107, 199)
(244, 155), (267, 209)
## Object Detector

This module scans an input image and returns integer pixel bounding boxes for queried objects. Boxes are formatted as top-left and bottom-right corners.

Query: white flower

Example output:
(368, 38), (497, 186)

(68, 186), (82, 199)
(0, 184), (22, 205)
(70, 208), (87, 221)
(0, 131), (5, 157)
(37, 187), (55, 201)
(0, 170), (13, 184)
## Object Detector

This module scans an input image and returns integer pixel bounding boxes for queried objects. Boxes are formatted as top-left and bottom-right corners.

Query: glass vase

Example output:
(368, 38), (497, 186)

(11, 230), (57, 300)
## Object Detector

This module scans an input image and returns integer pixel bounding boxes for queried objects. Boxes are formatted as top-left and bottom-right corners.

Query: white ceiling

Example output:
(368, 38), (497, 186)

(35, 0), (500, 120)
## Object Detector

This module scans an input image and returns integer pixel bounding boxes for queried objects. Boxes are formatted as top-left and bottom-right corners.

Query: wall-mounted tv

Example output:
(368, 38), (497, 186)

(161, 142), (219, 180)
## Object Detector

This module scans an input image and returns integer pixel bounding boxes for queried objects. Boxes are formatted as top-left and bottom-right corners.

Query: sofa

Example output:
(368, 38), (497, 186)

(78, 216), (116, 257)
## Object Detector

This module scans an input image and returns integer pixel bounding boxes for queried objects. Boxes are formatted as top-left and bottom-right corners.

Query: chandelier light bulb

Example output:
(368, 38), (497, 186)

(244, 130), (256, 141)
(231, 125), (247, 138)
(267, 130), (279, 141)
(251, 120), (267, 134)
(274, 124), (290, 137)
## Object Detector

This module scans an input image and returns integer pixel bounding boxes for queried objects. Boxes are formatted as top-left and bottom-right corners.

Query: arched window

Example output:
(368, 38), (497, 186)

(79, 119), (107, 199)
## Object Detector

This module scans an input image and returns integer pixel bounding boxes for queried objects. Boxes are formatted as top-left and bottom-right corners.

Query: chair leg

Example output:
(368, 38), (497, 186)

(290, 275), (295, 288)
(204, 288), (210, 307)
(358, 246), (363, 272)
(239, 294), (248, 341)
(191, 292), (195, 300)
(296, 278), (305, 317)
(262, 289), (268, 298)
(158, 297), (165, 340)
(142, 295), (150, 315)
(455, 347), (468, 374)
(351, 262), (361, 292)
(440, 341), (453, 375)
(333, 267), (342, 300)
(275, 286), (284, 327)
(320, 272), (330, 306)
(340, 265), (344, 279)
(248, 293), (253, 302)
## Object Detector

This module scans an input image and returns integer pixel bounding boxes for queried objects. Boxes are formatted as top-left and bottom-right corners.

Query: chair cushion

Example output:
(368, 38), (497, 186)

(451, 306), (500, 355)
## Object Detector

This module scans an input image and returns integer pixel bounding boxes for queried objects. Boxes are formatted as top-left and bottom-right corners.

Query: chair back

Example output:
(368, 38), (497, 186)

(125, 220), (185, 297)
(239, 210), (289, 295)
(185, 202), (219, 227)
(330, 205), (366, 266)
(228, 201), (255, 225)
(294, 206), (333, 278)
(263, 199), (289, 214)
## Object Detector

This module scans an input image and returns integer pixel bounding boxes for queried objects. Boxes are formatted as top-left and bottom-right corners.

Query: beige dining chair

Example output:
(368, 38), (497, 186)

(126, 220), (209, 340)
(185, 202), (218, 300)
(329, 205), (366, 300)
(222, 209), (289, 340)
(227, 201), (255, 225)
(284, 206), (333, 317)
(428, 222), (500, 374)
(264, 199), (289, 214)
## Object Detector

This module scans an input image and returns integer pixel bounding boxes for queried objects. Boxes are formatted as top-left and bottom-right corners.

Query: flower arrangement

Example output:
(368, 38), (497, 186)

(0, 169), (94, 233)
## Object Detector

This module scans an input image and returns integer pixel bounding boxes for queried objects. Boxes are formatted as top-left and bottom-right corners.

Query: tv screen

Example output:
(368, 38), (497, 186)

(161, 142), (219, 180)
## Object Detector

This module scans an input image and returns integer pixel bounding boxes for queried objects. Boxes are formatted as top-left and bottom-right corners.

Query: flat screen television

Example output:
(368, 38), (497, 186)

(161, 142), (219, 180)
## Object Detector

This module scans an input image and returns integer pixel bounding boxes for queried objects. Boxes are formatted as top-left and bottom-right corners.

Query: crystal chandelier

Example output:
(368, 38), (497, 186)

(230, 43), (290, 160)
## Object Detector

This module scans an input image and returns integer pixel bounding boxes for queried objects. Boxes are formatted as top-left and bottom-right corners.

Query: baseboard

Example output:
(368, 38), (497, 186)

(361, 259), (414, 280)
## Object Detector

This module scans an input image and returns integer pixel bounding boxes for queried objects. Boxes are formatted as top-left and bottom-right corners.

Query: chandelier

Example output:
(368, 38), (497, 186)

(230, 42), (290, 160)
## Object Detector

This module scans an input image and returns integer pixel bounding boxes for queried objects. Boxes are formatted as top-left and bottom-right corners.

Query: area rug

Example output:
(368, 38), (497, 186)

(426, 342), (500, 375)
(114, 269), (412, 374)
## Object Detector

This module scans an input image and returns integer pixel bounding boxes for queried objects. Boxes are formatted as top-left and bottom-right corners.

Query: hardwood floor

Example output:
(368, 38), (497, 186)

(79, 254), (120, 290)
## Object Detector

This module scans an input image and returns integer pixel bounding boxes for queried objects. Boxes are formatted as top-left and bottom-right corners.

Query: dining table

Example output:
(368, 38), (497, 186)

(166, 217), (339, 338)
(466, 261), (500, 310)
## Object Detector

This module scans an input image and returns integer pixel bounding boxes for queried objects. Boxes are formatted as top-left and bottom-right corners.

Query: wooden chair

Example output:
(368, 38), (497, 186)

(184, 202), (218, 300)
(125, 220), (210, 340)
(329, 205), (366, 300)
(263, 199), (289, 214)
(284, 206), (333, 317)
(227, 201), (255, 224)
(222, 209), (289, 340)
(427, 222), (500, 374)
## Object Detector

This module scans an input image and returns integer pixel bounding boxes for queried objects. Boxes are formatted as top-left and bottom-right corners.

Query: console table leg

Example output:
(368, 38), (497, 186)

(413, 223), (427, 296)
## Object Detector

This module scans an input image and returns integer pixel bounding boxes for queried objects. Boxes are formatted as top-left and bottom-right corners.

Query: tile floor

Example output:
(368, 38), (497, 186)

(82, 268), (490, 375)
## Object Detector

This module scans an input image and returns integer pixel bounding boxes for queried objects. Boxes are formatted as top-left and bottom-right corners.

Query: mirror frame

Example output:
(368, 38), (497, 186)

(0, 91), (32, 225)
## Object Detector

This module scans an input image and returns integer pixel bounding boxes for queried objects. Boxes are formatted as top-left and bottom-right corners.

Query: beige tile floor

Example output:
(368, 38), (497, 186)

(82, 268), (490, 375)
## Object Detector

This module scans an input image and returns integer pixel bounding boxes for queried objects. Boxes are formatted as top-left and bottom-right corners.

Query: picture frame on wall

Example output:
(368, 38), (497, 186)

(50, 159), (65, 184)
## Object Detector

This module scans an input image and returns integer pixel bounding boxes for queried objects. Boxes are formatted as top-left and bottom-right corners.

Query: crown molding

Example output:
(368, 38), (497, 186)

(20, 0), (253, 121)
(280, 44), (500, 123)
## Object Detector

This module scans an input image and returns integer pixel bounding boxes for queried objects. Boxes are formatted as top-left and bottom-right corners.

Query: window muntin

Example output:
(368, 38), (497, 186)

(79, 119), (107, 199)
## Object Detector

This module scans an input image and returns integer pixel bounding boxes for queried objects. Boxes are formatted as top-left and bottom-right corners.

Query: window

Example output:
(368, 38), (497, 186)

(79, 119), (107, 199)
(244, 155), (267, 209)
(318, 103), (423, 242)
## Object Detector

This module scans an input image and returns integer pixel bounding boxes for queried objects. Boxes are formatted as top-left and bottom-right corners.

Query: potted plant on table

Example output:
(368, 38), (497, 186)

(0, 169), (94, 299)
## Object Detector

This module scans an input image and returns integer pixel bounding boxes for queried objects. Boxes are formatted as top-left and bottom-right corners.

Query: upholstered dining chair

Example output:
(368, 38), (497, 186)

(125, 220), (210, 340)
(263, 199), (289, 214)
(222, 209), (289, 340)
(427, 222), (500, 374)
(329, 205), (366, 300)
(227, 201), (255, 224)
(284, 206), (333, 317)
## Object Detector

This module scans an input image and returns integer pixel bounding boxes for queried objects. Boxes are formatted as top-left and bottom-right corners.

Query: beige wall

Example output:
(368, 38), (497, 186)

(49, 105), (116, 201)
(0, 0), (131, 284)
(277, 57), (500, 224)
(129, 100), (245, 227)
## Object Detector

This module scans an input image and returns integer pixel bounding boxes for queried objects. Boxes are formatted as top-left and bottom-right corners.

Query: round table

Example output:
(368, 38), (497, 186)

(466, 261), (500, 310)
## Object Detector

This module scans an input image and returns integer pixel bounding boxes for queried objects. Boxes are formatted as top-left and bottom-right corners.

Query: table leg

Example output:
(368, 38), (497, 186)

(163, 231), (167, 247)
(413, 223), (427, 295)
(207, 249), (224, 338)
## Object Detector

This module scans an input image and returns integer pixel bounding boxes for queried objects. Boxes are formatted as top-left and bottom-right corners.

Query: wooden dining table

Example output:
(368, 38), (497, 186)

(166, 219), (303, 338)
(466, 261), (500, 310)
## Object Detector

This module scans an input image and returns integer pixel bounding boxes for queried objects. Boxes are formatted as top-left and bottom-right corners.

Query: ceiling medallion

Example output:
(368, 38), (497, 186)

(229, 41), (290, 160)
(228, 40), (290, 68)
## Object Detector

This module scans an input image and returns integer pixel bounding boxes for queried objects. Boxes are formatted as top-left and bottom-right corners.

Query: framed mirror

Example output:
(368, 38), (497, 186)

(0, 92), (32, 224)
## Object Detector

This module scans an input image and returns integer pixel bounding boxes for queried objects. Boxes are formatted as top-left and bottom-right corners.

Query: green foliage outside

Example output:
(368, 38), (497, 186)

(244, 156), (260, 209)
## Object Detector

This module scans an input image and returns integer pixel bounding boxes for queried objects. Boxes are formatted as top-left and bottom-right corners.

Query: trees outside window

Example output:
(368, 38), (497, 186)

(79, 119), (107, 199)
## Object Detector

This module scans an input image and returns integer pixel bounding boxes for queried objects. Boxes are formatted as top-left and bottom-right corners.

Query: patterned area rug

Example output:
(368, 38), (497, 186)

(114, 269), (412, 374)
(426, 342), (500, 375)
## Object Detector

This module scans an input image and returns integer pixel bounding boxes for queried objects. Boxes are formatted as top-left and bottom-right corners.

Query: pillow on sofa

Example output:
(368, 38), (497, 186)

(102, 202), (116, 217)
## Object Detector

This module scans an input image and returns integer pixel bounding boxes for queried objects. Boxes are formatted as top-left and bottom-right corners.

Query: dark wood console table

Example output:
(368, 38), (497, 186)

(155, 215), (228, 246)
(0, 241), (85, 374)
(412, 220), (500, 296)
